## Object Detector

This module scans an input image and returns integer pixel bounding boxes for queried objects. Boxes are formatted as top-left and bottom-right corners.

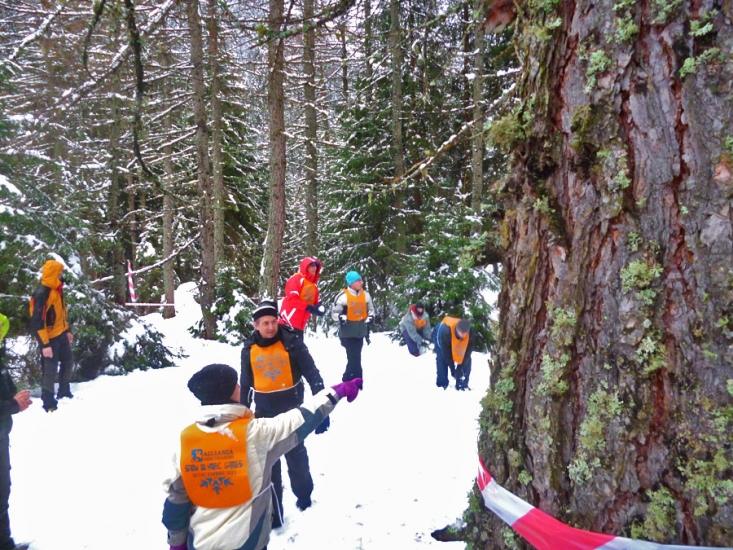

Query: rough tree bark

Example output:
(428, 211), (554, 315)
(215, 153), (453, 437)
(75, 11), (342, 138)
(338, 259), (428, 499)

(188, 0), (217, 338)
(206, 0), (225, 265)
(303, 0), (319, 257)
(161, 44), (176, 319)
(260, 0), (287, 300)
(465, 0), (733, 547)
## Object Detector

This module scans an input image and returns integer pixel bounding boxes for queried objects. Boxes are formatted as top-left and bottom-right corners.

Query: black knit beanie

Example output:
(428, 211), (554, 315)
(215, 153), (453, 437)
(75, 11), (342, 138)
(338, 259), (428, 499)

(252, 300), (279, 322)
(187, 364), (238, 405)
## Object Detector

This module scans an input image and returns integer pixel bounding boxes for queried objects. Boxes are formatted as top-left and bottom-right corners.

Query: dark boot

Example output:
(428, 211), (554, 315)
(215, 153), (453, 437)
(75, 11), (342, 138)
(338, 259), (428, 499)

(41, 390), (57, 412)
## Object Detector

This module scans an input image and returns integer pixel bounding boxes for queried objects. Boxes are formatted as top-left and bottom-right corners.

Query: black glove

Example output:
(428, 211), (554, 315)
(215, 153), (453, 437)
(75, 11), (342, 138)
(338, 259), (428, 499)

(306, 304), (326, 316)
(339, 314), (347, 324)
(315, 417), (330, 434)
(366, 316), (374, 325)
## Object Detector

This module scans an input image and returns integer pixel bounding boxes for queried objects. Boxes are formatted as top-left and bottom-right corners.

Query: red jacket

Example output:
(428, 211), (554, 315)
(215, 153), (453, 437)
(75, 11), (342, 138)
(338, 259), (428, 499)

(279, 257), (321, 331)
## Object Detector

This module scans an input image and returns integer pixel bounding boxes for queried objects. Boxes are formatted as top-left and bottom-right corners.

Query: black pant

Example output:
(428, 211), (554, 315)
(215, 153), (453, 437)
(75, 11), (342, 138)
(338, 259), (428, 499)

(340, 337), (364, 382)
(0, 434), (14, 550)
(271, 441), (313, 521)
(40, 333), (74, 409)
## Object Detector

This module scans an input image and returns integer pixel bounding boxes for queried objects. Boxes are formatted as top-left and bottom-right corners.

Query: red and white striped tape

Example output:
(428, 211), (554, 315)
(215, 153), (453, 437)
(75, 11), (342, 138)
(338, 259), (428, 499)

(476, 457), (731, 550)
(126, 260), (137, 303)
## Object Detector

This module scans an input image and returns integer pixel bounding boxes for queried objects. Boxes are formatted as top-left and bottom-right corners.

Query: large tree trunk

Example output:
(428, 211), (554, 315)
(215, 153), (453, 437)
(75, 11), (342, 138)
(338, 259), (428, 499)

(206, 0), (225, 265)
(188, 0), (217, 339)
(260, 0), (286, 300)
(161, 45), (176, 319)
(107, 75), (129, 305)
(466, 0), (733, 547)
(303, 0), (319, 257)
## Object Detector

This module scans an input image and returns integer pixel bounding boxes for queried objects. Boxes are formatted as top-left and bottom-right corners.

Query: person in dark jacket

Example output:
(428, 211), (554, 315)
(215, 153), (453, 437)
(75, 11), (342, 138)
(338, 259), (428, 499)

(0, 314), (32, 550)
(330, 271), (375, 382)
(240, 301), (327, 528)
(30, 259), (75, 412)
(398, 302), (432, 357)
(433, 317), (474, 390)
(279, 257), (326, 336)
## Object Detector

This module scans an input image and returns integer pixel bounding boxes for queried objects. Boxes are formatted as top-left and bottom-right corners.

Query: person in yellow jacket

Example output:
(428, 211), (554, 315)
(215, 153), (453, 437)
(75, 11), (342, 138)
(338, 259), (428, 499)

(0, 315), (7, 344)
(30, 259), (75, 412)
(162, 363), (362, 550)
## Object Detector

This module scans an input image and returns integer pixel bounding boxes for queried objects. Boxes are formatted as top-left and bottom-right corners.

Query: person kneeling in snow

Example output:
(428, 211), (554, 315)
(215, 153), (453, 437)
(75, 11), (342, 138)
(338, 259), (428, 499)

(398, 302), (432, 357)
(162, 364), (362, 550)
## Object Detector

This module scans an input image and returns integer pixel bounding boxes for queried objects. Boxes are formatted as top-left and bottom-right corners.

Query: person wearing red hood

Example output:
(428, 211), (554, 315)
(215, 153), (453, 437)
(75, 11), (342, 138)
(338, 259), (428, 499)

(30, 259), (75, 412)
(278, 257), (326, 335)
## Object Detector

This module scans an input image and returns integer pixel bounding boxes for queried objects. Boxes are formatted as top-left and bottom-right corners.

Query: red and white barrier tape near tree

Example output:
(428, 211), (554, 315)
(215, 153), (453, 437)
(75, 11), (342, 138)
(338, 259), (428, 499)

(126, 260), (137, 303)
(476, 457), (730, 550)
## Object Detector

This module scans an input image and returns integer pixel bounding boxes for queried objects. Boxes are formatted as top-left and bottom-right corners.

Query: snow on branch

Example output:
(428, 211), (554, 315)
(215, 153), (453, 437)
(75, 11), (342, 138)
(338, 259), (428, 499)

(0, 0), (71, 72)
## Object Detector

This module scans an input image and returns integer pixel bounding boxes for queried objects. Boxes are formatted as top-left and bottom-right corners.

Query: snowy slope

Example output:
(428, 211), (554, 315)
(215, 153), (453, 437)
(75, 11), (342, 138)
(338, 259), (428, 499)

(9, 283), (491, 549)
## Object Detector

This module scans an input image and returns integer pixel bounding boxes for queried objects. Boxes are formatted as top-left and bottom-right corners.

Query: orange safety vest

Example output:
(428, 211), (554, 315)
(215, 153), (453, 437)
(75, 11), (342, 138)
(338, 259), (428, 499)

(250, 340), (295, 392)
(299, 278), (317, 305)
(345, 290), (367, 321)
(180, 417), (252, 508)
(443, 317), (469, 364)
(413, 315), (427, 330)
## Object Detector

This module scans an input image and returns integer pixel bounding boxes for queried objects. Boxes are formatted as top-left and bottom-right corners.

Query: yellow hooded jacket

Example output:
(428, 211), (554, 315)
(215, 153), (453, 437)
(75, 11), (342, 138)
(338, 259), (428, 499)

(30, 260), (70, 346)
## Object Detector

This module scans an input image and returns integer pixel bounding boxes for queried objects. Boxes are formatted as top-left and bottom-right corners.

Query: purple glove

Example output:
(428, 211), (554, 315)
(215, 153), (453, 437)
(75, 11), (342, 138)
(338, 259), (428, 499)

(170, 545), (187, 550)
(331, 378), (363, 402)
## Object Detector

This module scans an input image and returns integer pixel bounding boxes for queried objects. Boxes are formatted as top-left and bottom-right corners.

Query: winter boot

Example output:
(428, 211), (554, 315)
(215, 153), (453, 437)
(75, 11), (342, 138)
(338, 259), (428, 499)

(57, 390), (74, 400)
(296, 496), (312, 511)
(42, 390), (58, 412)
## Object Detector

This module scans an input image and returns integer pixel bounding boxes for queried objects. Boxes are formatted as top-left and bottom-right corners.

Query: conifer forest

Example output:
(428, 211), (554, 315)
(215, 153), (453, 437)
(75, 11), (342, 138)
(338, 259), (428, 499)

(1, 0), (732, 548)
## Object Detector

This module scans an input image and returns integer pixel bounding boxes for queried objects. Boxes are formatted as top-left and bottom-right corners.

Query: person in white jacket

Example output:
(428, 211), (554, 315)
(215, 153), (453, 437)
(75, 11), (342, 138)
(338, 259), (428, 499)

(162, 364), (362, 550)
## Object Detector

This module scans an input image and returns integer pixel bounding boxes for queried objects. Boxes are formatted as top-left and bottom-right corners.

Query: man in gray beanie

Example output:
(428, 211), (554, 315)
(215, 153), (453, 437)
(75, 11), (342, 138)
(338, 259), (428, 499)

(162, 363), (362, 550)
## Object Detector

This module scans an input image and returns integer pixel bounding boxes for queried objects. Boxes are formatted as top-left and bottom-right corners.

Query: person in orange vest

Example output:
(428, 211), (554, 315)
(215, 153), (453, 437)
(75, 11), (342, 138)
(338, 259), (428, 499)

(433, 317), (474, 390)
(0, 314), (32, 550)
(162, 363), (362, 550)
(330, 271), (375, 383)
(29, 259), (75, 412)
(278, 257), (326, 336)
(240, 301), (327, 528)
(398, 302), (432, 357)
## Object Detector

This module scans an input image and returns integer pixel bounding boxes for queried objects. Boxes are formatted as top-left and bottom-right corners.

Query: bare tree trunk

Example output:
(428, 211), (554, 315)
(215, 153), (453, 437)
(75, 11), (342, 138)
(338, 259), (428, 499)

(470, 0), (484, 222)
(161, 46), (176, 319)
(107, 75), (128, 305)
(363, 0), (372, 84)
(389, 0), (406, 256)
(206, 0), (225, 265)
(127, 172), (137, 261)
(303, 0), (319, 257)
(466, 0), (733, 547)
(188, 0), (217, 339)
(339, 22), (348, 101)
(389, 0), (403, 179)
(260, 0), (286, 300)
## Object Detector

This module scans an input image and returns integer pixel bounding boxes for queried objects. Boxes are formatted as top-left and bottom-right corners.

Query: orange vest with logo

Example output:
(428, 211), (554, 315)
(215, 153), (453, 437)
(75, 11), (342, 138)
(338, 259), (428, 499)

(345, 290), (367, 321)
(250, 340), (295, 392)
(299, 278), (317, 305)
(180, 417), (252, 508)
(443, 317), (469, 364)
(413, 315), (427, 330)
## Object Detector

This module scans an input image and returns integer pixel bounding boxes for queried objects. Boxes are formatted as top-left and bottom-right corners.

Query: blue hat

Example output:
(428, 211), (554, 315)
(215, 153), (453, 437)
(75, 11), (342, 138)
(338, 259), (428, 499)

(345, 271), (362, 286)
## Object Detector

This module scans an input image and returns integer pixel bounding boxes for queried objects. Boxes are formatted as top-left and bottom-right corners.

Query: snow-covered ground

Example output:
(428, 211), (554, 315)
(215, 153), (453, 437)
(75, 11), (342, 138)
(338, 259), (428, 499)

(9, 283), (492, 549)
